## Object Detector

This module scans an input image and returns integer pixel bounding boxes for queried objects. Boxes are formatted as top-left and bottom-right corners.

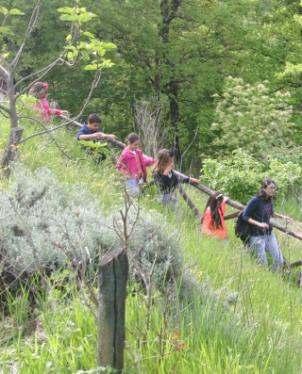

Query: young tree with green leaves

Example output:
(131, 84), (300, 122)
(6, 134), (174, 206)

(0, 1), (116, 176)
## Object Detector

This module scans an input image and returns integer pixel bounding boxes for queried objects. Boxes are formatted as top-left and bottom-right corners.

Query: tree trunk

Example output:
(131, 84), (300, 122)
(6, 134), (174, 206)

(98, 248), (128, 373)
(159, 0), (182, 162)
(1, 75), (23, 176)
(169, 80), (181, 162)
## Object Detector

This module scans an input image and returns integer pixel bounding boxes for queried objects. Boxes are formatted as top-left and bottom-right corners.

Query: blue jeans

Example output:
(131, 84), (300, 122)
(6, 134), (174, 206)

(161, 193), (178, 206)
(248, 233), (284, 270)
(125, 178), (140, 197)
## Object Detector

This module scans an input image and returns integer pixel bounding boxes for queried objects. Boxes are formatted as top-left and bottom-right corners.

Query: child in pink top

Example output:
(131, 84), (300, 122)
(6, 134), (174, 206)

(116, 133), (155, 196)
(29, 82), (68, 122)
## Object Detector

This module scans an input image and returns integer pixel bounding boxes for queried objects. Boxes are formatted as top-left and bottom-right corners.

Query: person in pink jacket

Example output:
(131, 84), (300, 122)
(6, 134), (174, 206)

(29, 81), (68, 122)
(116, 133), (155, 196)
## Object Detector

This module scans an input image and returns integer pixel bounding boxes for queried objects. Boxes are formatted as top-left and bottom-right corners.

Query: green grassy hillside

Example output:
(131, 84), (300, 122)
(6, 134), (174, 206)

(0, 116), (301, 373)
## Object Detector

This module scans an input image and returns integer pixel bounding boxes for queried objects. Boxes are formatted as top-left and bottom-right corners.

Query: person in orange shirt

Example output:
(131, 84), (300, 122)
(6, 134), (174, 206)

(201, 193), (237, 240)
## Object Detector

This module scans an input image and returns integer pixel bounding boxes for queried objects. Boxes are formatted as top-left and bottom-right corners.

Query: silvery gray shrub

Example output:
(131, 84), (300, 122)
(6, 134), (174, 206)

(0, 166), (184, 293)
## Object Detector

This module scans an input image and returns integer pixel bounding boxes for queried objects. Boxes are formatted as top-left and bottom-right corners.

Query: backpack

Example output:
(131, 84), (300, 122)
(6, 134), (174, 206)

(235, 212), (251, 243)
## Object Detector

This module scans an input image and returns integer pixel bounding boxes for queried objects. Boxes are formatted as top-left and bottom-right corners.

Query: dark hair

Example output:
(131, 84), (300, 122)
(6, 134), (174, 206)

(29, 81), (48, 98)
(88, 113), (101, 124)
(258, 178), (277, 199)
(155, 149), (174, 174)
(205, 192), (224, 229)
(126, 132), (140, 145)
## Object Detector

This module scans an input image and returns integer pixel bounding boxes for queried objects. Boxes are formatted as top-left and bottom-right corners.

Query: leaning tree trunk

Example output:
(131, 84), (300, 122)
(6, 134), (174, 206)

(1, 74), (23, 177)
(159, 0), (182, 162)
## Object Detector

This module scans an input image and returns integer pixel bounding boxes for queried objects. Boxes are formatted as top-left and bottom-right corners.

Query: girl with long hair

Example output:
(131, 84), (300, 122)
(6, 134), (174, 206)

(153, 149), (199, 205)
(201, 193), (229, 240)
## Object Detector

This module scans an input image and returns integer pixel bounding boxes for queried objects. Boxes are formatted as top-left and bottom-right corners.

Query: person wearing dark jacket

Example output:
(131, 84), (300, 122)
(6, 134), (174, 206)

(153, 149), (199, 205)
(242, 178), (284, 270)
(76, 113), (115, 141)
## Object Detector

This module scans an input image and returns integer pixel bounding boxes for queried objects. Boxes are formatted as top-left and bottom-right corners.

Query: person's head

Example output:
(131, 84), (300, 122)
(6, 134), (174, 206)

(126, 133), (140, 150)
(156, 148), (174, 173)
(29, 81), (48, 99)
(206, 192), (224, 229)
(87, 113), (101, 131)
(259, 178), (277, 199)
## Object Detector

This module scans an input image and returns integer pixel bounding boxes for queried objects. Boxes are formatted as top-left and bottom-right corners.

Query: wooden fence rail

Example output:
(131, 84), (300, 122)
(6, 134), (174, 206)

(66, 117), (302, 242)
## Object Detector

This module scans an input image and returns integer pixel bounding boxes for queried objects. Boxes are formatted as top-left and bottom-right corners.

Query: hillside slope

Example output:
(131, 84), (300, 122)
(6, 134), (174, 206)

(0, 116), (301, 373)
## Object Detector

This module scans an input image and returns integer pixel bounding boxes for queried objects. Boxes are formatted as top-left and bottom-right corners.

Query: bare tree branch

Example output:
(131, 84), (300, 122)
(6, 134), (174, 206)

(0, 102), (10, 115)
(19, 121), (69, 143)
(15, 56), (74, 94)
(72, 69), (102, 118)
(19, 115), (73, 160)
(15, 56), (63, 87)
(10, 0), (41, 70)
(134, 100), (164, 157)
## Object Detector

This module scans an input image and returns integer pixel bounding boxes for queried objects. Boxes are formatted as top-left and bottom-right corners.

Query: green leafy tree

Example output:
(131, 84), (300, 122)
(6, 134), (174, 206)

(210, 77), (294, 160)
(202, 149), (302, 202)
(0, 1), (116, 175)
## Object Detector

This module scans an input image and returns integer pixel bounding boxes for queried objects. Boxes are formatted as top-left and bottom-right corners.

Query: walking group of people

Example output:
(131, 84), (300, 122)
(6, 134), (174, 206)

(29, 82), (285, 271)
(76, 112), (284, 271)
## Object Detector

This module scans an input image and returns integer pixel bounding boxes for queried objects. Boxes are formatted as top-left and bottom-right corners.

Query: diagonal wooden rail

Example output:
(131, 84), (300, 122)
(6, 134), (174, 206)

(66, 117), (302, 242)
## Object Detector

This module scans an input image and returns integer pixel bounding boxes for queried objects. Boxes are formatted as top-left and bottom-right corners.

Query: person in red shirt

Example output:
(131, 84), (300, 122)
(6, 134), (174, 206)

(201, 193), (237, 240)
(29, 81), (68, 122)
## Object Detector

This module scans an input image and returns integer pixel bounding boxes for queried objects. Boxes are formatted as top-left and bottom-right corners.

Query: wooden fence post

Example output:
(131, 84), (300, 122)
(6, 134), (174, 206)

(98, 248), (129, 372)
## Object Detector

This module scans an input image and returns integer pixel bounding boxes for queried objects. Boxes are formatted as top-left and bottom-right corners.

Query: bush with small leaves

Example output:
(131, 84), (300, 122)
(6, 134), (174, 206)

(0, 166), (114, 277)
(211, 77), (294, 160)
(0, 166), (187, 298)
(107, 205), (184, 293)
(202, 149), (302, 202)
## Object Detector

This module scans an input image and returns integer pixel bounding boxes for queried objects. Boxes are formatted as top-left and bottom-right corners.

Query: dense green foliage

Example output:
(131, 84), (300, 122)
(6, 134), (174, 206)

(202, 149), (302, 202)
(1, 0), (301, 167)
(1, 0), (302, 372)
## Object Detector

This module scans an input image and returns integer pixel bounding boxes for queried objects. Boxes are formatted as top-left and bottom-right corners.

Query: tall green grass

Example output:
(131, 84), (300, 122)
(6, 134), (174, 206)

(0, 116), (301, 373)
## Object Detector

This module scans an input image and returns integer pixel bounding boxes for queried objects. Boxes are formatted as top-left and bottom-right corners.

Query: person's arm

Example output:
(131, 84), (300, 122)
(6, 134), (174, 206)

(174, 170), (199, 184)
(188, 177), (199, 184)
(177, 173), (199, 185)
(142, 154), (155, 167)
(77, 131), (114, 141)
(78, 133), (98, 141)
(52, 108), (63, 116)
(247, 218), (269, 229)
(100, 132), (116, 141)
(56, 109), (70, 117)
(242, 199), (269, 229)
(42, 99), (67, 118)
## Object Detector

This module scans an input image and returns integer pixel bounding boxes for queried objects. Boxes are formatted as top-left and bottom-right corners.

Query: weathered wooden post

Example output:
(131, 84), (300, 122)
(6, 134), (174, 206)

(98, 248), (129, 372)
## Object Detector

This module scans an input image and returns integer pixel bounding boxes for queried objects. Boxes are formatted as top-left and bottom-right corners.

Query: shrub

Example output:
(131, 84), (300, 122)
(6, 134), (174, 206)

(202, 149), (302, 202)
(0, 166), (111, 275)
(211, 77), (294, 160)
(0, 166), (186, 296)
